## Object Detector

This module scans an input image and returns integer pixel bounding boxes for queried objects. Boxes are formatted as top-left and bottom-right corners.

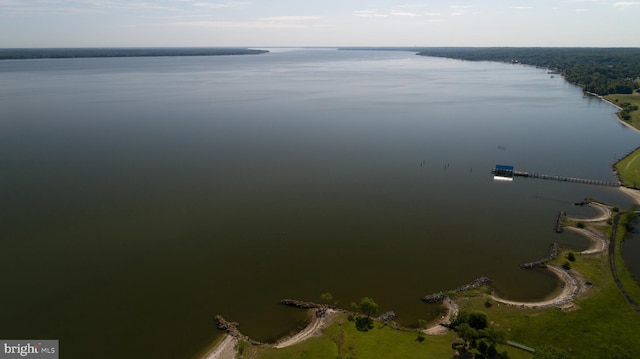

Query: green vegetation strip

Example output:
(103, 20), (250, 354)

(415, 47), (640, 95)
(607, 94), (640, 131)
(615, 216), (640, 309)
(615, 147), (640, 188)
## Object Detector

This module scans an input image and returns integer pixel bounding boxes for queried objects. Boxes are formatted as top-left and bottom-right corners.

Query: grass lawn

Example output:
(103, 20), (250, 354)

(246, 315), (460, 359)
(615, 148), (640, 188)
(605, 93), (640, 130)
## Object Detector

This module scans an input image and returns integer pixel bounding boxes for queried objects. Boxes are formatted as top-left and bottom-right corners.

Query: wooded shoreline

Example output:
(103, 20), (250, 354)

(0, 48), (269, 60)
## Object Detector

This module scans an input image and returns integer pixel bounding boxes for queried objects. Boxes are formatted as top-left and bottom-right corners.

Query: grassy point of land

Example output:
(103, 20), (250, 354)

(606, 92), (640, 130)
(616, 147), (640, 188)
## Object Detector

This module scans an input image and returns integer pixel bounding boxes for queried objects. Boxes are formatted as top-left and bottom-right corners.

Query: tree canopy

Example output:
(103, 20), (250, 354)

(416, 47), (640, 95)
(356, 297), (379, 319)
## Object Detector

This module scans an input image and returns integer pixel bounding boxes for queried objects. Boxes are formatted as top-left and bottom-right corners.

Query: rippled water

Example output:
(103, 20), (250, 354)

(1, 49), (638, 358)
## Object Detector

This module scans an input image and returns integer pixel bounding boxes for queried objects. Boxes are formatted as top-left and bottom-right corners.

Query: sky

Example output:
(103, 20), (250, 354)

(1, 0), (640, 48)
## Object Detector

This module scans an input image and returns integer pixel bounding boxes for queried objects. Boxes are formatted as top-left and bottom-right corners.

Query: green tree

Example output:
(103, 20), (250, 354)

(455, 310), (488, 330)
(454, 323), (479, 351)
(319, 292), (334, 305)
(480, 326), (506, 345)
(356, 297), (378, 319)
(620, 207), (639, 232)
(351, 297), (378, 332)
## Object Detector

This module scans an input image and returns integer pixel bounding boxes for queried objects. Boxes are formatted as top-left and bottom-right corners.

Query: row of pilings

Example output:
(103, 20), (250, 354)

(512, 170), (621, 187)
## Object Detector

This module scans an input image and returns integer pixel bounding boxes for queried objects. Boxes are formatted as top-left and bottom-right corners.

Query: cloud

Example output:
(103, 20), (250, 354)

(613, 1), (640, 7)
(170, 20), (303, 29)
(353, 10), (389, 17)
(353, 9), (422, 18)
(258, 16), (322, 21)
(0, 0), (247, 15)
(389, 11), (420, 17)
(575, 8), (590, 11)
(170, 14), (322, 29)
(510, 6), (533, 10)
(190, 1), (247, 9)
(449, 4), (471, 16)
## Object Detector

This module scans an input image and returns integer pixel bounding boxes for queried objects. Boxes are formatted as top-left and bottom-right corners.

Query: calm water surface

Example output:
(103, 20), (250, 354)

(1, 49), (639, 358)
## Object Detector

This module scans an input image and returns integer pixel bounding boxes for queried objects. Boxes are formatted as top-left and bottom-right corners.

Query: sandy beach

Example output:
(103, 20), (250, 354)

(491, 265), (582, 309)
(274, 309), (335, 348)
(565, 226), (608, 254)
(568, 202), (611, 223)
(201, 334), (237, 359)
(620, 186), (640, 205)
(202, 309), (336, 358)
(423, 298), (458, 335)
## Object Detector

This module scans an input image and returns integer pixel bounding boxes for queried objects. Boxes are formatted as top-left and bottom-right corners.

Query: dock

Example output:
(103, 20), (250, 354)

(492, 165), (620, 187)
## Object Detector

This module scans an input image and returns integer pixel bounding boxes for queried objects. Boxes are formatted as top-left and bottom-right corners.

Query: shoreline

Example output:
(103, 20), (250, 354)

(620, 186), (640, 205)
(567, 202), (611, 223)
(201, 194), (640, 356)
(491, 265), (582, 309)
(490, 202), (611, 309)
(423, 298), (458, 335)
(273, 309), (336, 348)
(201, 334), (237, 359)
(587, 91), (640, 135)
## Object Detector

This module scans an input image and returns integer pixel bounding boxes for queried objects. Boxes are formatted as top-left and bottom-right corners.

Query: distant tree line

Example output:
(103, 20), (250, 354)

(0, 48), (268, 60)
(415, 47), (640, 96)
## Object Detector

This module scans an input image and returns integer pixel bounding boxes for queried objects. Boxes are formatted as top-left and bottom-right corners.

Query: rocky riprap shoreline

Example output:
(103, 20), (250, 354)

(214, 315), (263, 345)
(520, 242), (559, 269)
(281, 298), (394, 321)
(280, 299), (327, 309)
(422, 277), (492, 303)
(555, 211), (566, 233)
(377, 311), (398, 322)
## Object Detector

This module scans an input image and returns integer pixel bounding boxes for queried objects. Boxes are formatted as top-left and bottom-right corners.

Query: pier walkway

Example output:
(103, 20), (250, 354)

(492, 166), (620, 187)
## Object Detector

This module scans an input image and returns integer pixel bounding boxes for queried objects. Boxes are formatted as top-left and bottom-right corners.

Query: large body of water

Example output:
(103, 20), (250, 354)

(1, 49), (639, 358)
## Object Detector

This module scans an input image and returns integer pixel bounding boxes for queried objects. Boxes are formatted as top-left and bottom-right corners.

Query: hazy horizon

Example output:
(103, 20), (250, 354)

(2, 45), (640, 50)
(2, 1), (640, 48)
